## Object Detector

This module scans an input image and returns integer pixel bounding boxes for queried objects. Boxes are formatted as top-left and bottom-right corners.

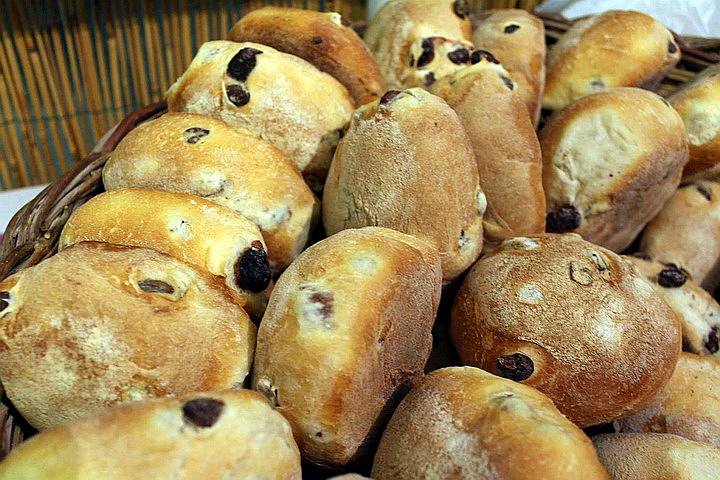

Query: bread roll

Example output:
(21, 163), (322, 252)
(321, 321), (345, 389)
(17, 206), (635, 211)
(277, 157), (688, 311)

(472, 9), (546, 125)
(640, 181), (720, 290)
(593, 433), (720, 480)
(429, 59), (545, 249)
(626, 254), (720, 356)
(364, 0), (473, 89)
(451, 233), (682, 427)
(616, 353), (720, 448)
(253, 227), (442, 466)
(372, 367), (610, 480)
(228, 6), (385, 106)
(322, 88), (485, 281)
(0, 242), (256, 430)
(103, 112), (318, 270)
(165, 41), (354, 191)
(541, 88), (688, 252)
(543, 10), (680, 110)
(0, 391), (301, 480)
(59, 189), (271, 318)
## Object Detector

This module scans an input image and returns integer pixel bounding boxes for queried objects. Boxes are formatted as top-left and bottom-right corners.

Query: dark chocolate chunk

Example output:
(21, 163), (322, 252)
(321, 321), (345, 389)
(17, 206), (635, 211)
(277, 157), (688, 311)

(227, 47), (263, 82)
(235, 244), (272, 293)
(448, 48), (470, 64)
(226, 84), (250, 107)
(496, 353), (534, 381)
(504, 24), (520, 34)
(706, 326), (719, 354)
(668, 41), (678, 54)
(182, 398), (225, 428)
(138, 280), (175, 295)
(380, 90), (401, 105)
(470, 49), (499, 65)
(416, 38), (435, 68)
(182, 127), (210, 144)
(424, 72), (436, 86)
(500, 75), (514, 90)
(546, 205), (581, 233)
(311, 36), (323, 45)
(452, 0), (470, 19)
(657, 265), (687, 288)
(696, 183), (712, 201)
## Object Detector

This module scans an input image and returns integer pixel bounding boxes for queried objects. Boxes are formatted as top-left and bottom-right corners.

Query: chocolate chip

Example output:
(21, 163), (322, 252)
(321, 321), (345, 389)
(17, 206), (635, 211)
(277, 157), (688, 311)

(696, 184), (712, 200)
(657, 265), (687, 288)
(452, 0), (470, 19)
(182, 127), (209, 144)
(504, 24), (520, 34)
(500, 75), (514, 90)
(448, 48), (470, 64)
(235, 243), (271, 293)
(668, 41), (678, 54)
(546, 206), (581, 232)
(424, 72), (436, 86)
(706, 326), (719, 354)
(496, 353), (534, 381)
(380, 90), (401, 105)
(311, 36), (323, 45)
(470, 49), (499, 65)
(309, 291), (333, 319)
(138, 279), (175, 294)
(631, 252), (653, 261)
(416, 38), (435, 68)
(182, 398), (225, 428)
(227, 47), (263, 82)
(226, 84), (250, 107)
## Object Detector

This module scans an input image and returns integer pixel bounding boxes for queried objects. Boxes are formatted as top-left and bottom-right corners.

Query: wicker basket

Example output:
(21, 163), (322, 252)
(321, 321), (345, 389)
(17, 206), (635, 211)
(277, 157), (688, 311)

(1, 14), (719, 459)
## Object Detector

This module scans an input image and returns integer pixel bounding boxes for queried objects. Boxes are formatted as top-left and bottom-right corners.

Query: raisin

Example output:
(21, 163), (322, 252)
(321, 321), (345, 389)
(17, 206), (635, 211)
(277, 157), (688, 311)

(504, 24), (520, 34)
(227, 47), (263, 82)
(424, 72), (436, 86)
(380, 90), (401, 105)
(448, 48), (470, 64)
(235, 244), (272, 293)
(696, 184), (712, 201)
(226, 84), (250, 107)
(138, 280), (175, 294)
(182, 127), (209, 144)
(500, 75), (514, 90)
(182, 398), (225, 428)
(470, 49), (499, 65)
(452, 0), (470, 19)
(668, 41), (678, 54)
(311, 36), (323, 45)
(496, 353), (534, 381)
(416, 38), (435, 68)
(546, 206), (581, 233)
(657, 265), (686, 288)
(706, 326), (719, 354)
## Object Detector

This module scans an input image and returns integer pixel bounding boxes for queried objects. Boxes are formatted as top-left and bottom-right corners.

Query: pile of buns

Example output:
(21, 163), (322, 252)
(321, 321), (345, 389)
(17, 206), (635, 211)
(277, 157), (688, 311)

(1, 1), (720, 479)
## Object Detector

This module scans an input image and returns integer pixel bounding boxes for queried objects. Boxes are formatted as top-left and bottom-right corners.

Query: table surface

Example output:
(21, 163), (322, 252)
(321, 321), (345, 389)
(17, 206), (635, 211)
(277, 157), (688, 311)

(0, 185), (47, 236)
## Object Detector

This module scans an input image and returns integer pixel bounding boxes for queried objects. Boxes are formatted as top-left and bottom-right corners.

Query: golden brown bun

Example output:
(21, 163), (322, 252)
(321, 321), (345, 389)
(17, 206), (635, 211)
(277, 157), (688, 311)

(0, 242), (256, 430)
(626, 255), (720, 357)
(228, 7), (385, 106)
(543, 10), (680, 110)
(593, 433), (720, 480)
(616, 353), (720, 448)
(103, 112), (318, 270)
(0, 390), (301, 480)
(253, 227), (442, 466)
(640, 181), (720, 291)
(372, 367), (610, 479)
(429, 60), (545, 250)
(165, 41), (354, 191)
(59, 189), (271, 318)
(670, 64), (720, 179)
(450, 233), (682, 427)
(541, 88), (688, 252)
(364, 0), (473, 89)
(322, 88), (485, 281)
(472, 9), (546, 125)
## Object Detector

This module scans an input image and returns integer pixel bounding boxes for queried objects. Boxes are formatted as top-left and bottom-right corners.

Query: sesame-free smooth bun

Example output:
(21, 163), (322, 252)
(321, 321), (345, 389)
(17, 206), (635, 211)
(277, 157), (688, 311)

(322, 88), (485, 281)
(371, 367), (610, 480)
(0, 391), (301, 480)
(450, 233), (682, 427)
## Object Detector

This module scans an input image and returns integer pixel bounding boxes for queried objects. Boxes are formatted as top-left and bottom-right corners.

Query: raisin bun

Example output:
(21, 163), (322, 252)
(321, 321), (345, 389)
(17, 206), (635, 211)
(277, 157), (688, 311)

(253, 227), (442, 467)
(0, 242), (256, 430)
(228, 6), (385, 106)
(593, 433), (720, 480)
(543, 10), (680, 110)
(640, 181), (720, 291)
(472, 9), (546, 125)
(616, 353), (720, 448)
(103, 113), (318, 271)
(0, 391), (301, 480)
(451, 233), (682, 427)
(59, 189), (271, 318)
(166, 41), (354, 191)
(372, 367), (610, 480)
(364, 0), (474, 89)
(322, 88), (485, 282)
(429, 58), (545, 250)
(626, 254), (720, 357)
(541, 88), (688, 252)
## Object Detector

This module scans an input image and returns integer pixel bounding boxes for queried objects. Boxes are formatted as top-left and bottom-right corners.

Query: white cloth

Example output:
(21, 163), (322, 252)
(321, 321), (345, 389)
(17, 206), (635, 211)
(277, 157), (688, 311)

(0, 184), (47, 235)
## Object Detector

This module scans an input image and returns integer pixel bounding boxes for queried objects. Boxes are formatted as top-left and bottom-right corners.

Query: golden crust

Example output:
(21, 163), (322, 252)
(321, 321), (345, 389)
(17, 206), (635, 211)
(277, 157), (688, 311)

(165, 41), (354, 191)
(430, 61), (545, 250)
(252, 227), (442, 466)
(0, 390), (301, 479)
(228, 7), (385, 106)
(0, 242), (256, 430)
(541, 88), (688, 252)
(450, 233), (682, 427)
(371, 367), (610, 479)
(593, 433), (720, 480)
(322, 88), (485, 281)
(472, 9), (546, 125)
(640, 181), (720, 290)
(103, 112), (318, 270)
(543, 10), (680, 110)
